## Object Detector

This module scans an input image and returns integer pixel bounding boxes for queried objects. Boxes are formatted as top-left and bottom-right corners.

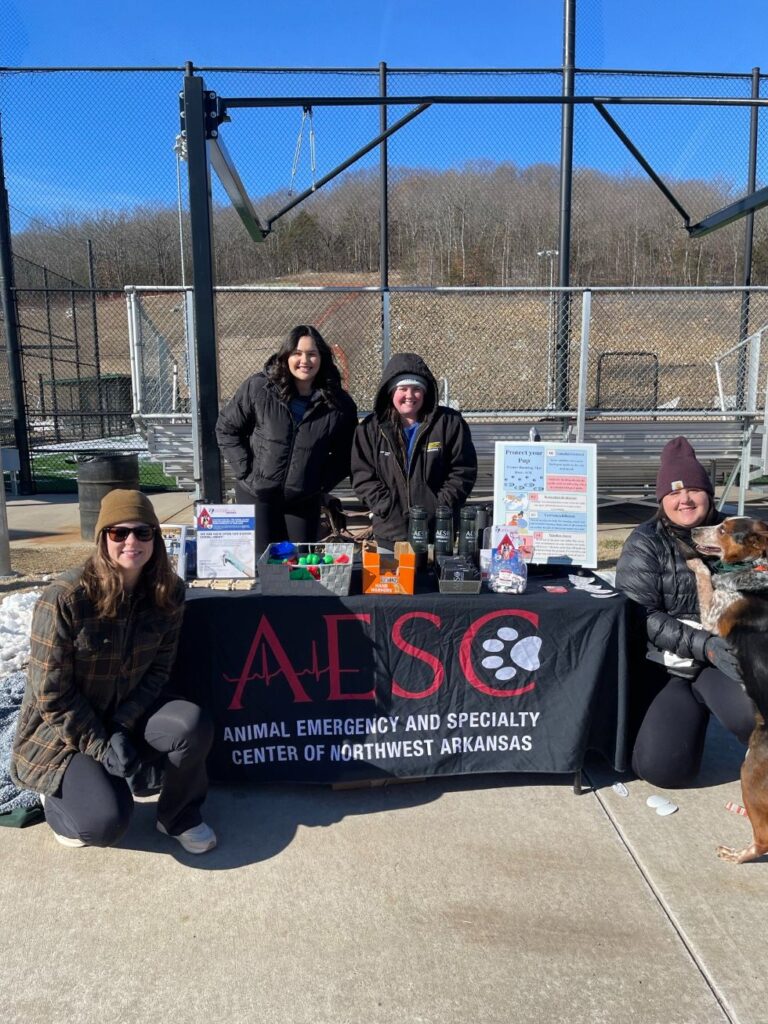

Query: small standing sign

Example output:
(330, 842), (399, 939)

(492, 441), (597, 567)
(160, 524), (189, 579)
(195, 503), (256, 579)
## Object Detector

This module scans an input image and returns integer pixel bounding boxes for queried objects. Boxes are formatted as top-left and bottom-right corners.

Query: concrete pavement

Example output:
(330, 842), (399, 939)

(2, 730), (765, 1024)
(5, 488), (766, 551)
(2, 491), (768, 1023)
(4, 490), (198, 546)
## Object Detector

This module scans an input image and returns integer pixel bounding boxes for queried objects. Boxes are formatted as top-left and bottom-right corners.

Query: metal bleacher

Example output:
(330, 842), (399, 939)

(138, 412), (767, 515)
(464, 417), (766, 509)
(126, 288), (768, 516)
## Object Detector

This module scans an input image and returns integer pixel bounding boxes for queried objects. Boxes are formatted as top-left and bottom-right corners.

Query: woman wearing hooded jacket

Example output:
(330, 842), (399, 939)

(615, 436), (754, 789)
(216, 325), (358, 555)
(351, 353), (477, 550)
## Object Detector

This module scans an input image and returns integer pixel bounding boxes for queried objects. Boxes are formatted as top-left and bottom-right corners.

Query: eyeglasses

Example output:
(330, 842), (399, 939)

(103, 525), (156, 543)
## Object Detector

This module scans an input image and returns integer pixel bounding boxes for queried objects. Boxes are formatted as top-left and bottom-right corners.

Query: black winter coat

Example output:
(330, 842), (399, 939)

(351, 353), (478, 544)
(615, 512), (725, 663)
(215, 372), (358, 502)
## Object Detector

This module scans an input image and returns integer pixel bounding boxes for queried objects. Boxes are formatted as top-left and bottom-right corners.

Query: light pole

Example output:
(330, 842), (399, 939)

(537, 250), (559, 408)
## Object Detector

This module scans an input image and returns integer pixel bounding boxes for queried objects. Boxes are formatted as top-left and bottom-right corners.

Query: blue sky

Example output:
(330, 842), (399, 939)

(1, 1), (766, 224)
(2, 0), (764, 73)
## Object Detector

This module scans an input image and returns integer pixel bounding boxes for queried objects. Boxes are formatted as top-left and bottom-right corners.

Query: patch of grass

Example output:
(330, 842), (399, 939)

(30, 453), (179, 493)
(597, 537), (626, 570)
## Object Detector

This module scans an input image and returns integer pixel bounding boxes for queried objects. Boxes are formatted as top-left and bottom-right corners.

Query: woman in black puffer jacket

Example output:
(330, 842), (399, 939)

(216, 325), (358, 554)
(351, 353), (477, 550)
(616, 436), (753, 788)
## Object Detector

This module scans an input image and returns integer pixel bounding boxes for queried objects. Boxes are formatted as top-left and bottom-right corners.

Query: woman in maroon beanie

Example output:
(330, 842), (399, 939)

(615, 436), (754, 788)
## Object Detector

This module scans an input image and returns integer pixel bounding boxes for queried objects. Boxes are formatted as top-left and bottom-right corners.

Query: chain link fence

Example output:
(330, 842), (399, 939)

(1, 66), (767, 290)
(572, 70), (767, 286)
(123, 283), (768, 417)
(10, 278), (766, 493)
(119, 284), (768, 495)
(3, 65), (768, 492)
(587, 288), (768, 412)
(10, 260), (173, 490)
(387, 289), (582, 413)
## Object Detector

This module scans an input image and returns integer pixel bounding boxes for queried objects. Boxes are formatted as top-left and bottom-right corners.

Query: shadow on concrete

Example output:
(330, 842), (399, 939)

(8, 528), (74, 541)
(112, 770), (580, 870)
(0, 576), (43, 596)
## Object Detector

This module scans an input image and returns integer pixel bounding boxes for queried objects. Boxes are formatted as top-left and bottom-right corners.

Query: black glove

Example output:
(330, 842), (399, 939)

(704, 636), (743, 682)
(101, 729), (141, 779)
(322, 495), (347, 535)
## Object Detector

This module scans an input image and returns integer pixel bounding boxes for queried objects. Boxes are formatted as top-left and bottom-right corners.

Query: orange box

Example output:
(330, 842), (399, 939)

(362, 542), (416, 595)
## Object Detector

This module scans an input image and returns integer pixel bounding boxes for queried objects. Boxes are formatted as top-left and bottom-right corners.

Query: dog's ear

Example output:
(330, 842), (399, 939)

(748, 519), (768, 556)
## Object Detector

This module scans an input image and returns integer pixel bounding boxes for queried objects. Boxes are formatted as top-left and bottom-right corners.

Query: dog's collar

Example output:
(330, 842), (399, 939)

(711, 559), (768, 573)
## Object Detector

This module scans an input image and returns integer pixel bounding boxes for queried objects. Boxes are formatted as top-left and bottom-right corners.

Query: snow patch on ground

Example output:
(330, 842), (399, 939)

(0, 590), (42, 678)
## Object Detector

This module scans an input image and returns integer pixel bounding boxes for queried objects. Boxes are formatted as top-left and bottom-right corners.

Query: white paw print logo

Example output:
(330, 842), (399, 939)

(481, 627), (541, 681)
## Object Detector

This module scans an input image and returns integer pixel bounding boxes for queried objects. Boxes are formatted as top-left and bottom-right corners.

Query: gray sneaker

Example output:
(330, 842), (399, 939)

(51, 831), (87, 848)
(157, 821), (217, 854)
(41, 794), (87, 847)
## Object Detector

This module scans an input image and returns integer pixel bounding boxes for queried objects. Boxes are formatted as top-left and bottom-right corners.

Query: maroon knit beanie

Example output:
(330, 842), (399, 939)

(655, 436), (714, 501)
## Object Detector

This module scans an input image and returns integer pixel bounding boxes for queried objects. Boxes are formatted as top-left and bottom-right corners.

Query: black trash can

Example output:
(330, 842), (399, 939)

(76, 454), (140, 540)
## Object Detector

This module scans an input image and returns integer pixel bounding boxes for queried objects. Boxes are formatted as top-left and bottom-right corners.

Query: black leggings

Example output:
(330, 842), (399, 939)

(43, 699), (213, 847)
(631, 666), (755, 789)
(234, 482), (322, 557)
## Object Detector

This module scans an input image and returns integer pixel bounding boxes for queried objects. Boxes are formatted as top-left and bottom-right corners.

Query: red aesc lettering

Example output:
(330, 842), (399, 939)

(324, 614), (375, 701)
(391, 612), (445, 698)
(227, 614), (312, 709)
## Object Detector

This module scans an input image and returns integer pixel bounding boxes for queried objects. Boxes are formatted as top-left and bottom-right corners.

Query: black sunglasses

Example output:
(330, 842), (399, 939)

(103, 525), (156, 542)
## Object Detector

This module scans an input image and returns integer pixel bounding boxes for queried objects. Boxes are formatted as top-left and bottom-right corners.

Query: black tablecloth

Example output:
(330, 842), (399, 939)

(172, 580), (639, 784)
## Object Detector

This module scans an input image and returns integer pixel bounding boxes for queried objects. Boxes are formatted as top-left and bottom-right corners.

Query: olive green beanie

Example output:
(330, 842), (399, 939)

(94, 489), (159, 535)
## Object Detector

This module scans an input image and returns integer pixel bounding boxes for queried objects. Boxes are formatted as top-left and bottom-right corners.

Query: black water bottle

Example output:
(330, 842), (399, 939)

(408, 506), (429, 567)
(434, 505), (454, 558)
(458, 506), (478, 558)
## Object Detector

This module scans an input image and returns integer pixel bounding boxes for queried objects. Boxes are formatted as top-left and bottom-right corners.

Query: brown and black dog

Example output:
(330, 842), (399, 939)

(692, 516), (768, 863)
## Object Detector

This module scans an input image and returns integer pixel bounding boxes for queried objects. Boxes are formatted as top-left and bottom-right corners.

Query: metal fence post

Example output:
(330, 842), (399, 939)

(746, 330), (761, 413)
(379, 61), (389, 290)
(42, 266), (61, 442)
(555, 0), (576, 409)
(737, 66), (761, 407)
(70, 284), (84, 438)
(87, 238), (105, 435)
(0, 121), (32, 493)
(381, 289), (391, 372)
(183, 66), (222, 502)
(575, 290), (591, 443)
(184, 287), (202, 500)
(125, 288), (143, 415)
(379, 62), (390, 380)
(0, 448), (11, 575)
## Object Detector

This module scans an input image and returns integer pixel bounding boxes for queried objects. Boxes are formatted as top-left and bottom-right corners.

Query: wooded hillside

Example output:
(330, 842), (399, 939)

(12, 162), (768, 289)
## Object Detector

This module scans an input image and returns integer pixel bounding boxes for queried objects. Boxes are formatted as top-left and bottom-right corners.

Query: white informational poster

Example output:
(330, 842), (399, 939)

(160, 524), (188, 580)
(194, 503), (256, 579)
(492, 441), (598, 568)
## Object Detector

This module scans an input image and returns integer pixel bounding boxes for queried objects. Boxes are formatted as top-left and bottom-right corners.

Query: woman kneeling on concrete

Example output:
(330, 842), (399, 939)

(615, 437), (753, 789)
(11, 490), (216, 854)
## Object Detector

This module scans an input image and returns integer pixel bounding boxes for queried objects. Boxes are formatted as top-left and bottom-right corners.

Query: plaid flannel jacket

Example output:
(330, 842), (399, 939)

(11, 569), (185, 796)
